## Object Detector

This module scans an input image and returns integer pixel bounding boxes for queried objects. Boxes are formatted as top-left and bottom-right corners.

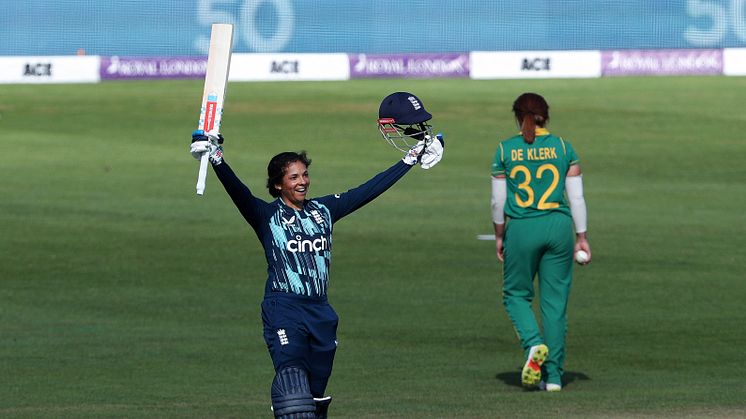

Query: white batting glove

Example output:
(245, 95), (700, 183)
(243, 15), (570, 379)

(402, 140), (426, 166)
(190, 130), (224, 165)
(420, 133), (444, 169)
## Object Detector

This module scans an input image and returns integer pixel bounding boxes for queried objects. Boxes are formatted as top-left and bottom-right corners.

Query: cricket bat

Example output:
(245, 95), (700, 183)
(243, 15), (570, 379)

(196, 23), (234, 195)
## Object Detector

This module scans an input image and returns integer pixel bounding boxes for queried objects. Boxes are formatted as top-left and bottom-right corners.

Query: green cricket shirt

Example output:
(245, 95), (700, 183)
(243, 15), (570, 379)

(491, 128), (579, 220)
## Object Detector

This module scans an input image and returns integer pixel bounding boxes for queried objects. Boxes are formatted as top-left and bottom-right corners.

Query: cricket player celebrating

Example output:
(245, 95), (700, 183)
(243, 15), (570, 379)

(189, 92), (444, 418)
(491, 93), (591, 392)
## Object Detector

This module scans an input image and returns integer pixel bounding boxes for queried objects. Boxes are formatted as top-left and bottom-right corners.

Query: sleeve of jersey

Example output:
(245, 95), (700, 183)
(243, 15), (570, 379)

(212, 161), (266, 229)
(491, 143), (506, 176)
(317, 160), (413, 222)
(564, 139), (580, 166)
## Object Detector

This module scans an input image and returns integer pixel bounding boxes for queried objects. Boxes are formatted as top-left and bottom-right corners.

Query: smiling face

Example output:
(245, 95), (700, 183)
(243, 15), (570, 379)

(276, 161), (310, 210)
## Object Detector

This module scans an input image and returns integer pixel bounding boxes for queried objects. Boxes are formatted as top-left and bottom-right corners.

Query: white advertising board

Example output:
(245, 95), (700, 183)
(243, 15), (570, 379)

(229, 53), (350, 81)
(723, 48), (746, 76)
(470, 50), (601, 79)
(0, 56), (100, 84)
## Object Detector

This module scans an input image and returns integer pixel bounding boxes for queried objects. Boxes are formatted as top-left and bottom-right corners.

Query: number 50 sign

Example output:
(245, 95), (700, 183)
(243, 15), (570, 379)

(195, 0), (295, 53)
(685, 0), (746, 45)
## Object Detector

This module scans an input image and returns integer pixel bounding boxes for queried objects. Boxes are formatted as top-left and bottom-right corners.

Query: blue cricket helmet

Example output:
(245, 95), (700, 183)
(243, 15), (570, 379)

(377, 92), (435, 152)
(378, 92), (432, 124)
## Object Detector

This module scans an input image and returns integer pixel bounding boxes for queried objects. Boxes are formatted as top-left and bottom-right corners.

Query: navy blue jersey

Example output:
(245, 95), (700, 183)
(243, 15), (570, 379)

(213, 160), (412, 301)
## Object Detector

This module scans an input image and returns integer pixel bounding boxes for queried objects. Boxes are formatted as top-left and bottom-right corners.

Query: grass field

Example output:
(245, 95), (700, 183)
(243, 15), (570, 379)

(1, 76), (745, 418)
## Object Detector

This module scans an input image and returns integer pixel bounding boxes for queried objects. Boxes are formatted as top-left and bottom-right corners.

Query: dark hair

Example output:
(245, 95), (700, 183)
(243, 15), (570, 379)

(266, 151), (311, 198)
(512, 93), (549, 144)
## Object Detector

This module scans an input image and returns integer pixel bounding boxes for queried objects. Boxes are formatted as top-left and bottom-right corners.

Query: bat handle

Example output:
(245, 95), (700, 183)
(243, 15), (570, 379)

(196, 152), (209, 195)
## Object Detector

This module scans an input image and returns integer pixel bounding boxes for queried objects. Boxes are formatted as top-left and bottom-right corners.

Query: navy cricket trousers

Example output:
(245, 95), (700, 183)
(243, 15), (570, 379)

(261, 295), (339, 398)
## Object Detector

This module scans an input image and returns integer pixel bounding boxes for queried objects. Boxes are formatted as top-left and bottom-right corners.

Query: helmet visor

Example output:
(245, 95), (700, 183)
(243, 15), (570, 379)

(377, 118), (433, 152)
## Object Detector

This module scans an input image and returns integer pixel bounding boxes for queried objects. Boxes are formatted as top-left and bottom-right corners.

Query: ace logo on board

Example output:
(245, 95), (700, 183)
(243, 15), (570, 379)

(521, 57), (551, 71)
(24, 62), (52, 77)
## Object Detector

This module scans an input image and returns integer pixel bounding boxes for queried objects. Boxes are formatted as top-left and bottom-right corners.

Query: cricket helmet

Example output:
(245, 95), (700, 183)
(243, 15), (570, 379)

(377, 92), (434, 152)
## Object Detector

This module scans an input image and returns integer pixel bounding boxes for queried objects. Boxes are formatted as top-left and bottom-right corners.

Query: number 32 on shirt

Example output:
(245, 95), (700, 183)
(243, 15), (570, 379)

(510, 163), (560, 210)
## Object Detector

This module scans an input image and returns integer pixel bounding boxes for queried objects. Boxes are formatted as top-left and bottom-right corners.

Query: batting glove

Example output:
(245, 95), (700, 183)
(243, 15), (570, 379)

(402, 140), (426, 166)
(190, 129), (224, 165)
(420, 133), (444, 170)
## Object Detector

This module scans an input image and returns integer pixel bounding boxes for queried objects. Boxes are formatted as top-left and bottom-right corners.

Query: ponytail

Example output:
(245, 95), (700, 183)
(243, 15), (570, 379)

(520, 114), (536, 144)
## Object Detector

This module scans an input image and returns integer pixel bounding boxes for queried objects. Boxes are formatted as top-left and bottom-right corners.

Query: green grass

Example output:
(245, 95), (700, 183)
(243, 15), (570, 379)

(1, 76), (745, 418)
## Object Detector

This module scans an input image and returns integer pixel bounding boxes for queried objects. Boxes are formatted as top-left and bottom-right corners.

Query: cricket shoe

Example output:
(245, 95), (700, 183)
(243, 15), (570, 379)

(538, 381), (562, 392)
(521, 344), (549, 388)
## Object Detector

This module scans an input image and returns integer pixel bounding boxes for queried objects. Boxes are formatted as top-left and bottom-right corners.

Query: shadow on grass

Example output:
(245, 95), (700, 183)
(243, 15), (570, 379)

(495, 370), (591, 389)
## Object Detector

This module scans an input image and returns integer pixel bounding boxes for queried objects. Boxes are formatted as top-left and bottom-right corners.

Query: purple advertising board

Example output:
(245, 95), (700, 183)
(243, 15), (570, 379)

(100, 56), (207, 80)
(601, 49), (722, 76)
(349, 53), (469, 79)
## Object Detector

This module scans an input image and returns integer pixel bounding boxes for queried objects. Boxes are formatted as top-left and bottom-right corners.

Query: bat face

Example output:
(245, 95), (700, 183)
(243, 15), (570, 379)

(197, 23), (233, 134)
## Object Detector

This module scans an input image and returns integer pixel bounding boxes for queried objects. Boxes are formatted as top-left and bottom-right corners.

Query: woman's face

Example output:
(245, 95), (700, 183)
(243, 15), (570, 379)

(277, 160), (310, 210)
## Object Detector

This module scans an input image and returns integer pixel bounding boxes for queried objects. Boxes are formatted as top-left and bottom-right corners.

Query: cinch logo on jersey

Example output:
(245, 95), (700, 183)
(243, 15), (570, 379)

(286, 235), (329, 253)
(408, 96), (422, 110)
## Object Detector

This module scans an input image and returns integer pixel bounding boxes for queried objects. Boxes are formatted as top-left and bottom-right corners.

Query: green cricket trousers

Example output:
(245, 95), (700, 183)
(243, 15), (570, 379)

(502, 211), (574, 385)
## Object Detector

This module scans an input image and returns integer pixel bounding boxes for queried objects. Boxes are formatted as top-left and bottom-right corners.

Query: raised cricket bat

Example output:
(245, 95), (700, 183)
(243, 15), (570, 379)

(196, 23), (234, 195)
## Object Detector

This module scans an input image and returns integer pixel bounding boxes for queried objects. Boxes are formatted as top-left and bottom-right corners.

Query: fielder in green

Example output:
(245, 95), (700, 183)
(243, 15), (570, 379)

(491, 93), (591, 392)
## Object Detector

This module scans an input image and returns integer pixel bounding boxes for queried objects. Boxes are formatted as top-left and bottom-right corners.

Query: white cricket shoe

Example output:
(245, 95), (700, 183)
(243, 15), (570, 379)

(521, 344), (549, 388)
(538, 381), (562, 392)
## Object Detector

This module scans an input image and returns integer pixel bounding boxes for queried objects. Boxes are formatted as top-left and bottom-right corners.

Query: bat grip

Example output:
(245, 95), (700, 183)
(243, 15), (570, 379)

(196, 152), (209, 195)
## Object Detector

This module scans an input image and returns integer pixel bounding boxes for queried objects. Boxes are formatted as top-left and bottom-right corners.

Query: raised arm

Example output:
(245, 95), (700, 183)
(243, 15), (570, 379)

(319, 160), (413, 222)
(190, 131), (266, 229)
(318, 137), (444, 221)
